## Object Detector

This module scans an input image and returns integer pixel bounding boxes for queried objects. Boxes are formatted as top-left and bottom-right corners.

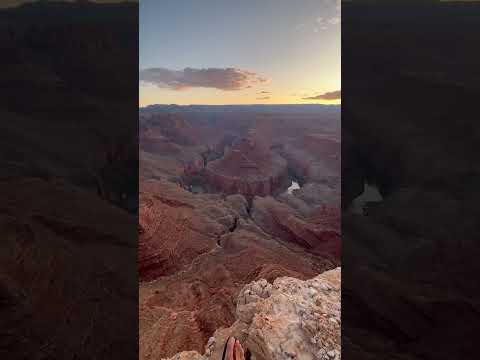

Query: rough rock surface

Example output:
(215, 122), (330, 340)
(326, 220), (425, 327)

(281, 134), (340, 185)
(139, 107), (341, 359)
(0, 178), (138, 360)
(251, 196), (341, 259)
(139, 180), (336, 359)
(163, 267), (341, 360)
(205, 130), (289, 198)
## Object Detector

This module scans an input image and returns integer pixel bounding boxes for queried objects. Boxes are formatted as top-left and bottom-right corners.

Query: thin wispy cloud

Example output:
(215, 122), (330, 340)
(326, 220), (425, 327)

(256, 96), (271, 100)
(315, 16), (339, 30)
(258, 91), (271, 94)
(328, 17), (340, 25)
(313, 0), (341, 32)
(139, 67), (268, 91)
(294, 23), (306, 32)
(303, 90), (341, 100)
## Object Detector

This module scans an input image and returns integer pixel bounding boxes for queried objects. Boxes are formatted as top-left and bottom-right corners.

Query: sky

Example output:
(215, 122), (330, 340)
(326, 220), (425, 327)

(139, 0), (341, 106)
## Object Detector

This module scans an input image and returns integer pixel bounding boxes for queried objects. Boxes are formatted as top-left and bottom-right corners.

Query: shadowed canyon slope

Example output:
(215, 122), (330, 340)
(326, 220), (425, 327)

(0, 3), (139, 359)
(342, 2), (480, 359)
(139, 105), (341, 358)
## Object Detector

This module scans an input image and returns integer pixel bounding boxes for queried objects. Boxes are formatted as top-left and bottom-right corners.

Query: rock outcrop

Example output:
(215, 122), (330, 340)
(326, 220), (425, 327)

(163, 267), (341, 360)
(205, 129), (289, 198)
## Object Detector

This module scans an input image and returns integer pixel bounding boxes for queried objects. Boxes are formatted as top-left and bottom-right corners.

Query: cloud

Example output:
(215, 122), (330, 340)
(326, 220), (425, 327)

(258, 91), (271, 94)
(328, 16), (340, 25)
(256, 96), (271, 100)
(303, 90), (341, 100)
(314, 0), (341, 31)
(314, 15), (339, 31)
(139, 67), (268, 91)
(294, 23), (306, 32)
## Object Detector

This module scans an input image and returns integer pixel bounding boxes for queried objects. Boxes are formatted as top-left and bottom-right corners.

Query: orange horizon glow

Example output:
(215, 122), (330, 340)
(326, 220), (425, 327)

(139, 79), (341, 107)
(140, 1), (340, 107)
(139, 91), (341, 107)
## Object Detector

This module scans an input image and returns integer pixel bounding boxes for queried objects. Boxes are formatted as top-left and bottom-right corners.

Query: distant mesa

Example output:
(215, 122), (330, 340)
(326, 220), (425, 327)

(205, 128), (288, 198)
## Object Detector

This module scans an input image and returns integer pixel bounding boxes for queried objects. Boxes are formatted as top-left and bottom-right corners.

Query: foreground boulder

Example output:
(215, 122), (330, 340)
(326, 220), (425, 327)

(164, 267), (341, 360)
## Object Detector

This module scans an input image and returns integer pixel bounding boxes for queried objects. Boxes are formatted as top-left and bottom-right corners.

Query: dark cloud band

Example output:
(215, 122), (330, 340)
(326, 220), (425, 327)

(140, 67), (268, 91)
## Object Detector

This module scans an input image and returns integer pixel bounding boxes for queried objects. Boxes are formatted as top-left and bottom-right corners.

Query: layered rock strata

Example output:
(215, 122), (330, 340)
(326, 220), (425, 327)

(205, 130), (289, 198)
(139, 180), (336, 359)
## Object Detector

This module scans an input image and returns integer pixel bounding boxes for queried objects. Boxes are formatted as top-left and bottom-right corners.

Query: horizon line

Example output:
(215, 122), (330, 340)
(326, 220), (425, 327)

(140, 103), (341, 108)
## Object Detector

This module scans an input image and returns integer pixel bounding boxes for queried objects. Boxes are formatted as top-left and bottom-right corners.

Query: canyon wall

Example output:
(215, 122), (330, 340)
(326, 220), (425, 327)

(205, 132), (290, 198)
(139, 107), (341, 359)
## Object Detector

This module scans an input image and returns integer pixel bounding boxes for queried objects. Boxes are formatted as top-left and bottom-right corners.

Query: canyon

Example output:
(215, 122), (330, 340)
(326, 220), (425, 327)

(341, 3), (480, 359)
(139, 105), (341, 359)
(0, 3), (139, 359)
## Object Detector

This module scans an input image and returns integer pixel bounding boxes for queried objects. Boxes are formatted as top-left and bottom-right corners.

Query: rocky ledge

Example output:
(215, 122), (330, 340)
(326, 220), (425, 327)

(164, 267), (341, 360)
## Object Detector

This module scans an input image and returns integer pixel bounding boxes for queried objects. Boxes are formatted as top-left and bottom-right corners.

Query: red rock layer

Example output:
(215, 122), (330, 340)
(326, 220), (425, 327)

(139, 180), (335, 359)
(205, 132), (289, 197)
(251, 197), (341, 260)
(282, 133), (341, 181)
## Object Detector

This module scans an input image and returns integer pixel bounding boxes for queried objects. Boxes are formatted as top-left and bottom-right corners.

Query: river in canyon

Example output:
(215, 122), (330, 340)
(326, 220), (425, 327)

(287, 180), (301, 194)
(350, 182), (383, 215)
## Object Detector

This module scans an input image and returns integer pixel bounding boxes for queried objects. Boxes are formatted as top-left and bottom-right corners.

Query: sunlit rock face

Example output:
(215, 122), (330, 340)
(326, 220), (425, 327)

(163, 267), (341, 360)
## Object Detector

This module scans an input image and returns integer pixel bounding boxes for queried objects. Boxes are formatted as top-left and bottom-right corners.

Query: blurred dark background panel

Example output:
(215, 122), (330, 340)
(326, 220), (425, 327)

(0, 1), (138, 359)
(342, 1), (480, 359)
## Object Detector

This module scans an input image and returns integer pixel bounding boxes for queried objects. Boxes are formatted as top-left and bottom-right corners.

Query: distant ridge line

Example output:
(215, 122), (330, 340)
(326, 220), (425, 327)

(139, 104), (341, 113)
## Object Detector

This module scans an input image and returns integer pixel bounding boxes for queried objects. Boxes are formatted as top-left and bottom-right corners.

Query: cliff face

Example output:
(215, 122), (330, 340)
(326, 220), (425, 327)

(139, 107), (341, 359)
(281, 134), (340, 184)
(251, 197), (341, 259)
(163, 267), (341, 360)
(139, 180), (336, 359)
(205, 132), (289, 198)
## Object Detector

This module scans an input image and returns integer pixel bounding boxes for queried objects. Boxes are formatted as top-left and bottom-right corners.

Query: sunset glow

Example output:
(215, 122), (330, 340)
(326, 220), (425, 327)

(140, 0), (341, 106)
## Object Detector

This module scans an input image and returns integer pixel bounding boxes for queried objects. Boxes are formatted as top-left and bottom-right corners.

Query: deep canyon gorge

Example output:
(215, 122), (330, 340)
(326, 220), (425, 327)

(139, 105), (341, 359)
